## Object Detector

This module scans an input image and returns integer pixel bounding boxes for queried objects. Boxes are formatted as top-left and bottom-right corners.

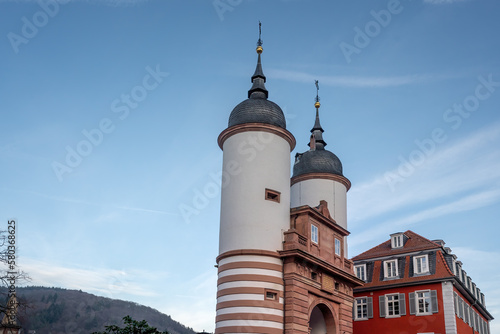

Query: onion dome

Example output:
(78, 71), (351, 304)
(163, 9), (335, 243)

(227, 25), (286, 129)
(293, 82), (344, 177)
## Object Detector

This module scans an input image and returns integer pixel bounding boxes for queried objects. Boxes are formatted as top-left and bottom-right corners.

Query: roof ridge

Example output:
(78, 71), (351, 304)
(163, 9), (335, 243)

(351, 239), (391, 260)
(352, 230), (442, 261)
(404, 230), (443, 248)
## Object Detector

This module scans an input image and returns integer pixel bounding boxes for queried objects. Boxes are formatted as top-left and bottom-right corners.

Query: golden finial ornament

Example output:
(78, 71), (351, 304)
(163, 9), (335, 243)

(315, 80), (320, 109)
(256, 21), (263, 54)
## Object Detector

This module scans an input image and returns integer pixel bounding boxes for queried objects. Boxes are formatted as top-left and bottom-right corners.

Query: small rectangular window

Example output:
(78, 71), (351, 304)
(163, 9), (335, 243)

(265, 189), (280, 203)
(311, 224), (318, 244)
(311, 272), (318, 280)
(265, 290), (278, 301)
(355, 264), (366, 281)
(335, 238), (341, 256)
(384, 259), (398, 278)
(391, 233), (404, 248)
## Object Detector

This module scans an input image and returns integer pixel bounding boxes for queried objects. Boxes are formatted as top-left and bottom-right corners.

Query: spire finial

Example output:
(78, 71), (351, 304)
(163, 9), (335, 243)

(314, 80), (320, 109)
(248, 22), (267, 98)
(256, 21), (263, 54)
(309, 79), (326, 149)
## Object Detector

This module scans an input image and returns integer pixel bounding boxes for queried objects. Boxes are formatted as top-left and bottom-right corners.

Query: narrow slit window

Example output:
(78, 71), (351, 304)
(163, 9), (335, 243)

(265, 290), (278, 301)
(265, 189), (280, 203)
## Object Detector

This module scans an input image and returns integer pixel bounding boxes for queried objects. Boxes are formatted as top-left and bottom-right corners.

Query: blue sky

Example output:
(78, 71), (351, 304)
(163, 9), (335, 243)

(1, 0), (499, 331)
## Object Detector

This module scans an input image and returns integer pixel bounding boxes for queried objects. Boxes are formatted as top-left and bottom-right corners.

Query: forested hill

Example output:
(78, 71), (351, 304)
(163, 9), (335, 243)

(2, 286), (197, 334)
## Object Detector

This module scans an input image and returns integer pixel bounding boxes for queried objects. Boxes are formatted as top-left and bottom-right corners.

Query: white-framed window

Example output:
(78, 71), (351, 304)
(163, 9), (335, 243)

(391, 233), (404, 248)
(386, 294), (401, 317)
(414, 255), (429, 274)
(355, 264), (366, 281)
(354, 297), (373, 320)
(311, 224), (318, 244)
(335, 238), (341, 255)
(384, 259), (398, 278)
(416, 291), (432, 315)
(379, 293), (405, 318)
(355, 297), (368, 320)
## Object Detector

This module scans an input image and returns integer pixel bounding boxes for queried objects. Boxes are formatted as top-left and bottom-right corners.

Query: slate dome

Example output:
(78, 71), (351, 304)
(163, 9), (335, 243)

(228, 92), (286, 129)
(293, 149), (343, 177)
(292, 103), (344, 178)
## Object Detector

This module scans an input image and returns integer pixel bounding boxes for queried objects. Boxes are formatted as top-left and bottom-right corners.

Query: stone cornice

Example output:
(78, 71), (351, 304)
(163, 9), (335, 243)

(291, 172), (351, 191)
(218, 123), (296, 151)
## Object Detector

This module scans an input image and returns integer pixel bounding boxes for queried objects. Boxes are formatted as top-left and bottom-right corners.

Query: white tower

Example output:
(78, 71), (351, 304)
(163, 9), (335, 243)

(290, 85), (351, 254)
(215, 28), (295, 334)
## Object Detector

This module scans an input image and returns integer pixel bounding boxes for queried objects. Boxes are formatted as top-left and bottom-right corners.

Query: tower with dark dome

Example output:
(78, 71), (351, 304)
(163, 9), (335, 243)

(215, 24), (295, 334)
(290, 85), (351, 253)
(215, 25), (362, 334)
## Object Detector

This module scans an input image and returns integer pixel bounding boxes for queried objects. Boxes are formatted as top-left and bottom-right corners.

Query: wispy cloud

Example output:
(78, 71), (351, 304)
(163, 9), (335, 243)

(268, 69), (457, 88)
(349, 122), (500, 245)
(351, 189), (500, 247)
(20, 258), (160, 298)
(2, 188), (179, 216)
(449, 246), (500, 329)
(161, 270), (217, 332)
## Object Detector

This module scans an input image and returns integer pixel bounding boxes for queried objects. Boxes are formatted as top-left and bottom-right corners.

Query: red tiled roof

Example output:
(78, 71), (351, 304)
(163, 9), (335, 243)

(357, 252), (455, 289)
(352, 230), (442, 260)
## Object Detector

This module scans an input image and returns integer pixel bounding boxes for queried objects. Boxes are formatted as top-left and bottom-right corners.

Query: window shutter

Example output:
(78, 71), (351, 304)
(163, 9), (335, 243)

(399, 293), (406, 316)
(367, 297), (373, 319)
(431, 290), (438, 313)
(379, 295), (386, 318)
(352, 300), (355, 319)
(454, 292), (458, 315)
(409, 292), (416, 315)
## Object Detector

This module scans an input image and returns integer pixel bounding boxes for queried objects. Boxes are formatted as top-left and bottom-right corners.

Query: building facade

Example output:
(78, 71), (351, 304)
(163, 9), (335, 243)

(214, 33), (362, 334)
(352, 230), (493, 334)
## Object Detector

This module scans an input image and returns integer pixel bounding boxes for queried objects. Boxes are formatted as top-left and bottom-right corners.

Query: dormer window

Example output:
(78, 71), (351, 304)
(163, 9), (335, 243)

(390, 233), (404, 249)
(413, 255), (429, 274)
(384, 259), (399, 278)
(355, 264), (367, 281)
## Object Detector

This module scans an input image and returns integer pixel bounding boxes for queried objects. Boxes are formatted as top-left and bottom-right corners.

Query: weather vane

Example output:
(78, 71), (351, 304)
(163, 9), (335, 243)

(257, 21), (263, 47)
(314, 80), (321, 109)
(315, 80), (320, 103)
